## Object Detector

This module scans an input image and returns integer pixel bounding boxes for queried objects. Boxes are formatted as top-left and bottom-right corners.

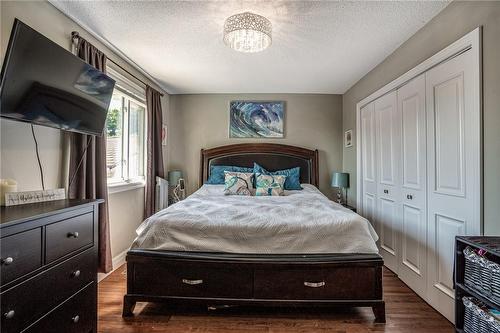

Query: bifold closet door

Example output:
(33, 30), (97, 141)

(360, 102), (377, 227)
(426, 49), (481, 322)
(397, 74), (427, 297)
(374, 91), (400, 274)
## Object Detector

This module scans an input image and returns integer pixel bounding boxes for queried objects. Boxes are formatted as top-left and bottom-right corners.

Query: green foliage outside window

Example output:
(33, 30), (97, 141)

(106, 108), (121, 137)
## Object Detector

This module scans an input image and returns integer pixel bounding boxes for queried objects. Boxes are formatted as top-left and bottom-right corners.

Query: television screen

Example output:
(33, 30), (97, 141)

(0, 19), (115, 136)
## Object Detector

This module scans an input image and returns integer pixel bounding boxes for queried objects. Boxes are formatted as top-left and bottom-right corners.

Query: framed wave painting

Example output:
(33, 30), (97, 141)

(229, 101), (284, 138)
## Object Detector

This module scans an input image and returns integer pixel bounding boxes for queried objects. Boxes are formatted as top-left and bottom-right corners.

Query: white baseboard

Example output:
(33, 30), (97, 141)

(97, 248), (128, 283)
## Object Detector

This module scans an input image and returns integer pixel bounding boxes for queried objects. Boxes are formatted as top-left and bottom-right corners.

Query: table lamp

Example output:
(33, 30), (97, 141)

(331, 172), (349, 204)
(168, 170), (185, 202)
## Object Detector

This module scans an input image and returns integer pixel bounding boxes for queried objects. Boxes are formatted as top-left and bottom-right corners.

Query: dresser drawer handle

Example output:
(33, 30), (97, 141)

(71, 270), (81, 278)
(182, 279), (203, 285)
(67, 231), (79, 238)
(4, 310), (15, 319)
(383, 189), (389, 194)
(1, 257), (14, 265)
(72, 315), (80, 323)
(304, 281), (326, 288)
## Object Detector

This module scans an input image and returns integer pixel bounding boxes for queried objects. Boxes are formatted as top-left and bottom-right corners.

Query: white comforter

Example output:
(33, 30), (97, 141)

(132, 184), (379, 254)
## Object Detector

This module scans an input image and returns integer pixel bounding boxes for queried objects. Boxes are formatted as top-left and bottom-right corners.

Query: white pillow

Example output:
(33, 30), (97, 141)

(255, 173), (286, 196)
(223, 171), (254, 196)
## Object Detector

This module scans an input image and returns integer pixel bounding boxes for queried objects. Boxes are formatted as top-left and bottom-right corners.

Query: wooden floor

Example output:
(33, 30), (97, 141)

(98, 265), (454, 333)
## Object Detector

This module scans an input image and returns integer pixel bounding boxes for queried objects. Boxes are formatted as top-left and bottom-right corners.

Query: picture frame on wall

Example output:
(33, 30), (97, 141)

(229, 101), (285, 138)
(161, 124), (167, 146)
(345, 129), (353, 147)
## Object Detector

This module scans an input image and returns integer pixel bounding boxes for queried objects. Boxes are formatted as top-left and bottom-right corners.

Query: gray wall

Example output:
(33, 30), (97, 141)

(168, 94), (343, 198)
(342, 1), (500, 234)
(0, 1), (170, 261)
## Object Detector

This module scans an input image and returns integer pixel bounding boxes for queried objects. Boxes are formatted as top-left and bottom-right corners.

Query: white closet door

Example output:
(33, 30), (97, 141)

(397, 74), (427, 297)
(426, 50), (481, 322)
(360, 102), (377, 227)
(374, 91), (400, 274)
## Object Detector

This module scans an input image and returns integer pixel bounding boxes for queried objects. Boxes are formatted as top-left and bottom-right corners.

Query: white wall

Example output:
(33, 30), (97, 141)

(0, 1), (169, 262)
(168, 94), (343, 199)
(342, 1), (500, 235)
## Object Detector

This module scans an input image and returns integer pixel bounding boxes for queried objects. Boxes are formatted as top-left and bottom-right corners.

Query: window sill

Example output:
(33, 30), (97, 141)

(108, 180), (146, 194)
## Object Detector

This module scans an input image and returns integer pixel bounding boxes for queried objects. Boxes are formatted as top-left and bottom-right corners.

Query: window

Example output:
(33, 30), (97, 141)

(106, 86), (146, 186)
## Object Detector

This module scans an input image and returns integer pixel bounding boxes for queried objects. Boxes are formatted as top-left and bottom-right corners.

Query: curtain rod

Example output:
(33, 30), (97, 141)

(71, 31), (164, 97)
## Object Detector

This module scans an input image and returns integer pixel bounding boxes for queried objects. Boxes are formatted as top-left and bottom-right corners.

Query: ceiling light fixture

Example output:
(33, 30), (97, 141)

(223, 12), (272, 53)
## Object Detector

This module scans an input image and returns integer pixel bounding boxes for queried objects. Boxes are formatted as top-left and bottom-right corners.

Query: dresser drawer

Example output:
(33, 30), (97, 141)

(45, 212), (93, 263)
(23, 282), (96, 333)
(1, 248), (95, 333)
(0, 228), (42, 285)
(254, 266), (378, 300)
(134, 261), (253, 298)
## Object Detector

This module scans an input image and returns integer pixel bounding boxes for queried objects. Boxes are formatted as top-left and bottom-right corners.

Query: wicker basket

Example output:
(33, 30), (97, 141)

(464, 246), (500, 302)
(463, 297), (500, 333)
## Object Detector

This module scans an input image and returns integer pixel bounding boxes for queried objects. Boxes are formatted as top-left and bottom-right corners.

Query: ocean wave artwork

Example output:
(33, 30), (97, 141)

(230, 101), (284, 138)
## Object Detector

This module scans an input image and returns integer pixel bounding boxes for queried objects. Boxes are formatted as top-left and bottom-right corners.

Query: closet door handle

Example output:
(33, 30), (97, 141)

(304, 281), (325, 288)
(182, 279), (203, 285)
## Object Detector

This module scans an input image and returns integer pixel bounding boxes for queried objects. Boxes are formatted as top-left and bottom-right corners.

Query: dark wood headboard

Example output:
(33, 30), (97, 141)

(200, 143), (319, 187)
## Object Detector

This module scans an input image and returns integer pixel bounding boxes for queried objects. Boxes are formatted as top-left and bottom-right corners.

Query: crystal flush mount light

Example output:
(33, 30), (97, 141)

(223, 12), (272, 53)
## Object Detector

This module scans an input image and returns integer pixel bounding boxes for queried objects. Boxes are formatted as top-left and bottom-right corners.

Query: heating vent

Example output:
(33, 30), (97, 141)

(155, 176), (169, 212)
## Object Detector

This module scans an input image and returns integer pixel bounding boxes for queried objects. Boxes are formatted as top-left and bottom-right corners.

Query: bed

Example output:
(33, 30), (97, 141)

(123, 143), (385, 322)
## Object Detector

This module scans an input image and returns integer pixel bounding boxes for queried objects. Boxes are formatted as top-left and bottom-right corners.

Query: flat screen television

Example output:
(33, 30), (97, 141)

(0, 19), (115, 136)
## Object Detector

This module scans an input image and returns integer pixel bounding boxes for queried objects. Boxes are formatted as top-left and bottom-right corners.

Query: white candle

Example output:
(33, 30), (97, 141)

(0, 179), (18, 206)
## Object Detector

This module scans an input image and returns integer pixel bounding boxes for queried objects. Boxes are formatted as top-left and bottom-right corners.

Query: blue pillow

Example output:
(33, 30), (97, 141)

(253, 163), (302, 190)
(206, 165), (253, 184)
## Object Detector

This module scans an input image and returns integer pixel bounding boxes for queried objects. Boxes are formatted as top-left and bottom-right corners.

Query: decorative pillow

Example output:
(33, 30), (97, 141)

(255, 174), (287, 196)
(206, 165), (253, 185)
(223, 171), (254, 196)
(253, 163), (302, 190)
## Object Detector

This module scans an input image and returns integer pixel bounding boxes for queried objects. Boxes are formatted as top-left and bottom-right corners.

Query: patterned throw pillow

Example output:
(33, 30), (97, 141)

(206, 165), (253, 184)
(253, 163), (302, 190)
(255, 173), (287, 196)
(223, 171), (254, 196)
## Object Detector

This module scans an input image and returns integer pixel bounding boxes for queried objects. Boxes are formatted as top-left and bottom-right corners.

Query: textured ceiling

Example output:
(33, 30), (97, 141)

(50, 1), (449, 94)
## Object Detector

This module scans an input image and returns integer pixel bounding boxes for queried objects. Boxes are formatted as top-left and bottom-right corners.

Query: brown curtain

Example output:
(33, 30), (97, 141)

(69, 34), (112, 273)
(144, 86), (165, 218)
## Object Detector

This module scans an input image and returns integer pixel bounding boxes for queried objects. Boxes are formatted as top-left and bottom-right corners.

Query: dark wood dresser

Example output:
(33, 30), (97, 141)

(0, 199), (102, 333)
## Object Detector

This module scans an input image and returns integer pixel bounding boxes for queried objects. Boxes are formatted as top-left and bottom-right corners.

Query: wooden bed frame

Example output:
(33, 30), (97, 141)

(123, 143), (385, 323)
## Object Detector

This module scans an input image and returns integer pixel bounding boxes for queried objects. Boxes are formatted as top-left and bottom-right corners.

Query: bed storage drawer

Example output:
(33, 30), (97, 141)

(0, 228), (42, 285)
(254, 266), (379, 300)
(133, 261), (253, 298)
(0, 248), (95, 333)
(45, 212), (94, 263)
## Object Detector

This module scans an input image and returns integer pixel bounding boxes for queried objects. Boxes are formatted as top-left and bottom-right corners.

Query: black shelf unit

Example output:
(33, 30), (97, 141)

(455, 236), (500, 332)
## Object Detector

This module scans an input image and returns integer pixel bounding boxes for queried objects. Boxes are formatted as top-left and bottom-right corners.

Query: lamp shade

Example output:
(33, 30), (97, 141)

(168, 170), (183, 185)
(331, 172), (349, 188)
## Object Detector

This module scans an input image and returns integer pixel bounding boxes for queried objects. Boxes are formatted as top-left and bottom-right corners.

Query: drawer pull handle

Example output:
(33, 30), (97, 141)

(304, 281), (326, 288)
(407, 194), (413, 200)
(383, 189), (389, 194)
(1, 257), (14, 265)
(182, 279), (203, 285)
(72, 315), (80, 323)
(71, 270), (81, 278)
(4, 310), (15, 319)
(67, 231), (79, 238)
